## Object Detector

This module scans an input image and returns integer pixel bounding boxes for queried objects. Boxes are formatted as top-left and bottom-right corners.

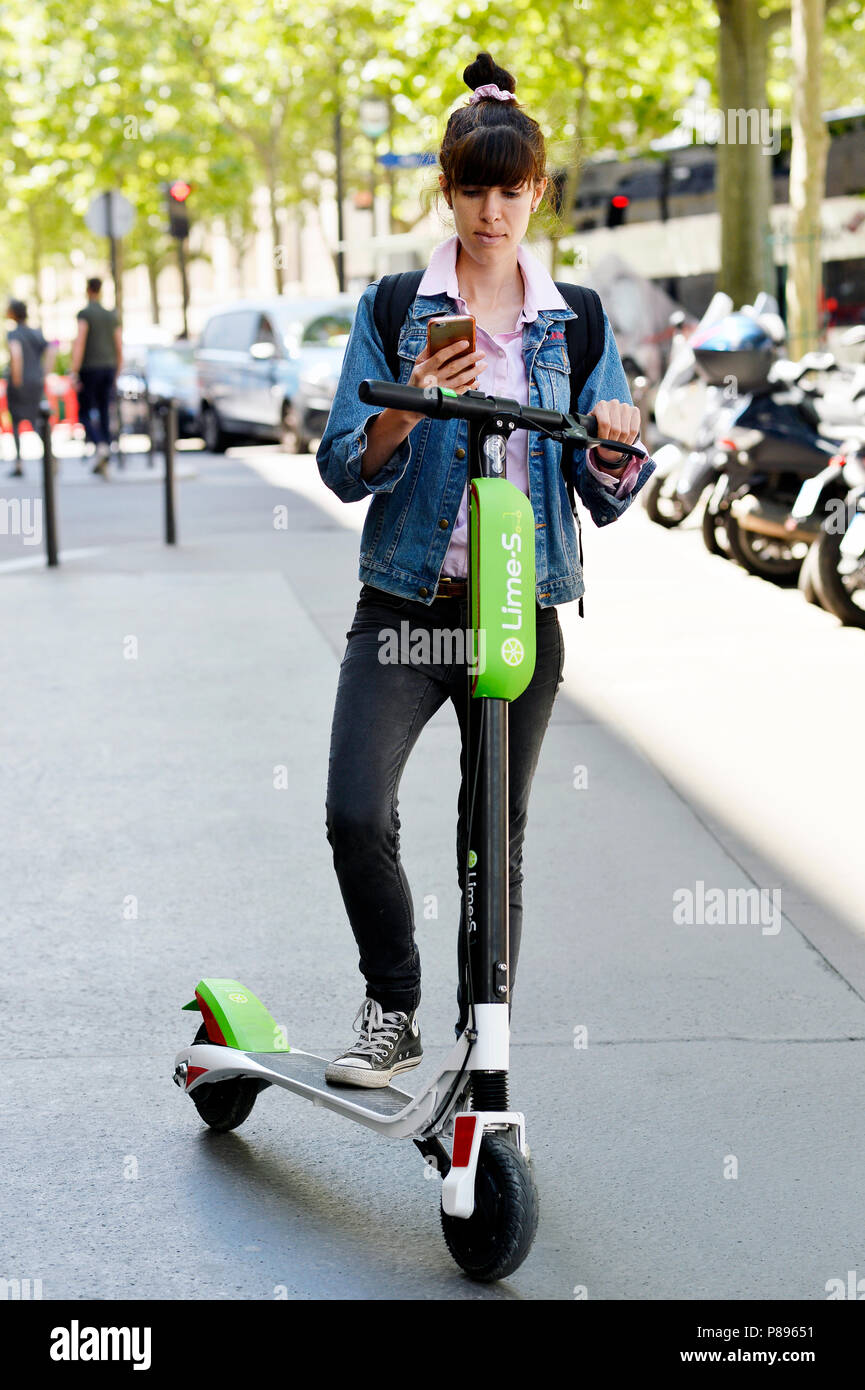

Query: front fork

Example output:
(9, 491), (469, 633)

(414, 1003), (528, 1217)
(440, 1110), (527, 1217)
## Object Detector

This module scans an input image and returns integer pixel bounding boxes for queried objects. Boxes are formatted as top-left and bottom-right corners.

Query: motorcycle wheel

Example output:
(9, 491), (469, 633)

(725, 514), (803, 585)
(701, 495), (728, 557)
(812, 528), (865, 628)
(642, 469), (689, 528)
(798, 543), (827, 609)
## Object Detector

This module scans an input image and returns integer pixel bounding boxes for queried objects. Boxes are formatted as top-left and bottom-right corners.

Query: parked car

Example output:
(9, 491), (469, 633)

(285, 311), (354, 453)
(195, 297), (357, 453)
(116, 340), (201, 441)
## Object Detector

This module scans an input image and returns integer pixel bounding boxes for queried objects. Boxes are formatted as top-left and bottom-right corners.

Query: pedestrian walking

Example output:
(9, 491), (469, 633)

(5, 299), (54, 478)
(316, 52), (656, 1087)
(69, 276), (122, 478)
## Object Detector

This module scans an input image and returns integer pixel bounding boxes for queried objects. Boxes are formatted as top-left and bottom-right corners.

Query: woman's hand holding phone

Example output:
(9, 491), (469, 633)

(398, 339), (487, 428)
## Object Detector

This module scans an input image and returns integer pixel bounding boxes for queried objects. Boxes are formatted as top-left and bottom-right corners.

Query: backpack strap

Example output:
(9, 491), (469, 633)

(554, 282), (605, 513)
(555, 282), (605, 617)
(373, 270), (425, 381)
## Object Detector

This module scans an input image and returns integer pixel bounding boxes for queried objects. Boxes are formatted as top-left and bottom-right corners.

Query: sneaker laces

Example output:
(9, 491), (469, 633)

(344, 998), (408, 1060)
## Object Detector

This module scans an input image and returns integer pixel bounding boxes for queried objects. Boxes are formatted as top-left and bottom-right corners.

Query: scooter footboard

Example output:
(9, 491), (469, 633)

(173, 1041), (462, 1138)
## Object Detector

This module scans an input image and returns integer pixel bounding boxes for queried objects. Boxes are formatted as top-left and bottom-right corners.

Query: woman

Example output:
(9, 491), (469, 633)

(316, 52), (655, 1087)
(5, 300), (53, 478)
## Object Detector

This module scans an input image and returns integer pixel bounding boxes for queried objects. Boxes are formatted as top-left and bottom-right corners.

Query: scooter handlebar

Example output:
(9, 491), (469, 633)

(358, 379), (644, 459)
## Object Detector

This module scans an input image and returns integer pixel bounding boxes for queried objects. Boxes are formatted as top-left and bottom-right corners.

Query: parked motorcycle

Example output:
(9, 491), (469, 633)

(643, 294), (784, 528)
(802, 444), (865, 627)
(697, 352), (865, 583)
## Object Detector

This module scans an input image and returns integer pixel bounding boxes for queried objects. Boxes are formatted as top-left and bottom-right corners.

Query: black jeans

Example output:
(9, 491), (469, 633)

(78, 367), (115, 447)
(325, 584), (565, 1027)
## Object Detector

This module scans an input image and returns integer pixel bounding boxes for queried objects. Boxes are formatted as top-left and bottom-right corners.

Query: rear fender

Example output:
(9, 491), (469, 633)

(182, 978), (291, 1053)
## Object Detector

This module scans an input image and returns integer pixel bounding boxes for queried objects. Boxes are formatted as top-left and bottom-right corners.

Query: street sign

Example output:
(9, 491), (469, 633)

(359, 97), (390, 140)
(377, 152), (437, 168)
(85, 191), (136, 239)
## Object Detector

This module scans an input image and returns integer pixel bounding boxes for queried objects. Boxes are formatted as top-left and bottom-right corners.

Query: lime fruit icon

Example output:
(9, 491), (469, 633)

(501, 637), (524, 666)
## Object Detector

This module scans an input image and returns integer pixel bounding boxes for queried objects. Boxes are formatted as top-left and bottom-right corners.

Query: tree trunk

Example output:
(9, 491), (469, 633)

(267, 156), (285, 296)
(28, 204), (43, 315)
(714, 0), (775, 305)
(146, 251), (161, 325)
(294, 206), (304, 286)
(550, 57), (590, 281)
(787, 0), (829, 355)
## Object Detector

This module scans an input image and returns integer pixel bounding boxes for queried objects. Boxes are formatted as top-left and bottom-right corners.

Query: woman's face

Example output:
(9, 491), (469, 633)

(440, 174), (547, 261)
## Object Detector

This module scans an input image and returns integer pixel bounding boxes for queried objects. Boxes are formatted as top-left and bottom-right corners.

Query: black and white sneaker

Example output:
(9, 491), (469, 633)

(325, 997), (422, 1089)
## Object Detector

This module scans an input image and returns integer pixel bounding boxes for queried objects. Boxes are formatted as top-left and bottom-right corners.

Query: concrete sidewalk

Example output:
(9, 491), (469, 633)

(2, 451), (864, 1300)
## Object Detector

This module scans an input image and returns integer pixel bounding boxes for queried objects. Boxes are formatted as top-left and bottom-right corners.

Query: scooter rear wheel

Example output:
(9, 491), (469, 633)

(189, 1024), (264, 1133)
(440, 1134), (539, 1283)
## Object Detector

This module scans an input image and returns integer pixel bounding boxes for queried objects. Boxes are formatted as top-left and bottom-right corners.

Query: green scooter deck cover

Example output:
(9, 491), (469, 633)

(183, 978), (291, 1053)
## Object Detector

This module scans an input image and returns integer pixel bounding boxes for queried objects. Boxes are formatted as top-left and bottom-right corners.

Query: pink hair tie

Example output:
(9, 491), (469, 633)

(468, 84), (517, 105)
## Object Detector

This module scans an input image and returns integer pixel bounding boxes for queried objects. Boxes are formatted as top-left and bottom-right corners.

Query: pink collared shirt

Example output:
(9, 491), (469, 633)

(416, 234), (644, 578)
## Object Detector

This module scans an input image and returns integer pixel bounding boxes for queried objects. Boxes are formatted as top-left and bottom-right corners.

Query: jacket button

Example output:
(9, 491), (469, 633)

(455, 447), (466, 459)
(439, 518), (449, 529)
(418, 586), (429, 597)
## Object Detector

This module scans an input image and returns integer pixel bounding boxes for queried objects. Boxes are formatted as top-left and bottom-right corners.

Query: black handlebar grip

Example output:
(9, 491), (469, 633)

(358, 379), (426, 411)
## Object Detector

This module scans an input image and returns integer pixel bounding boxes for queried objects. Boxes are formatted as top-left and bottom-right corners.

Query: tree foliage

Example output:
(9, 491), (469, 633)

(0, 0), (862, 311)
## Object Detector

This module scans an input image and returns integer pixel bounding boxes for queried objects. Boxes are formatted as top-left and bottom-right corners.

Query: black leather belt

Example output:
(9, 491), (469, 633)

(434, 577), (468, 598)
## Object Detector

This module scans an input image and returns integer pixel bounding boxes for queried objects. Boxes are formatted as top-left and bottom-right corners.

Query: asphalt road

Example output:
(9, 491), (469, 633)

(2, 434), (864, 1300)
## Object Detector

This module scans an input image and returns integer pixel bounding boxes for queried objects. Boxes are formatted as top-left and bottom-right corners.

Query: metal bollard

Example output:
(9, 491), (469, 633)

(160, 398), (178, 546)
(146, 393), (158, 468)
(38, 399), (59, 567)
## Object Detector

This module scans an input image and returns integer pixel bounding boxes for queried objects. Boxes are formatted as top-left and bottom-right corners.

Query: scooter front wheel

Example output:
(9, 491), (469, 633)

(188, 1024), (264, 1133)
(440, 1134), (539, 1283)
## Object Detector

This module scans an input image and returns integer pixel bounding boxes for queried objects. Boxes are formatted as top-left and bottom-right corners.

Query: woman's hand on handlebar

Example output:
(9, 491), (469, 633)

(398, 341), (487, 427)
(591, 400), (642, 467)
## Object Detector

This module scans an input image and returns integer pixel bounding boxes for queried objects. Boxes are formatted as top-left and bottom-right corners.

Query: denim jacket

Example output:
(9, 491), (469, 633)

(316, 280), (656, 607)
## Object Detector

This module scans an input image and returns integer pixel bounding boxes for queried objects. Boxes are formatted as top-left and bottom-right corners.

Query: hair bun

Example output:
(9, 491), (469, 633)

(462, 52), (516, 96)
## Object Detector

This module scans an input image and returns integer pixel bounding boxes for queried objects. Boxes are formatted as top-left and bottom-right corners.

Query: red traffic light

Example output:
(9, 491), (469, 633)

(611, 195), (630, 209)
(168, 180), (191, 203)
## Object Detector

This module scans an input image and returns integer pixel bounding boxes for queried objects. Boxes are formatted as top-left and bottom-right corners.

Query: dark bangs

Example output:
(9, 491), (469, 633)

(447, 125), (539, 191)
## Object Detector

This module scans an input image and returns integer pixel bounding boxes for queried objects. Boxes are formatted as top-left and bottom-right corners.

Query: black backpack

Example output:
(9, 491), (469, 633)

(372, 271), (605, 614)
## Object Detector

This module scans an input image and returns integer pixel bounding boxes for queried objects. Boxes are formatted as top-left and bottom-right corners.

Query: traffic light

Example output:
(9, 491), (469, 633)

(165, 180), (191, 239)
(606, 193), (629, 228)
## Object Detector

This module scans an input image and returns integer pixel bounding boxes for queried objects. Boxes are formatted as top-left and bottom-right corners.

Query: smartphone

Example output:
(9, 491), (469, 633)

(427, 314), (476, 358)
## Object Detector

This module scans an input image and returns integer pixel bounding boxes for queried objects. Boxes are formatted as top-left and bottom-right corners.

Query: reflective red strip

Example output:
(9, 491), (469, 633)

(186, 1066), (208, 1088)
(196, 992), (227, 1045)
(451, 1115), (477, 1168)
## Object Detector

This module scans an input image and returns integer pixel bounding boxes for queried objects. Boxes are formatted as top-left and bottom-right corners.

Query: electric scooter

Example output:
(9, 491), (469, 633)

(172, 377), (641, 1283)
